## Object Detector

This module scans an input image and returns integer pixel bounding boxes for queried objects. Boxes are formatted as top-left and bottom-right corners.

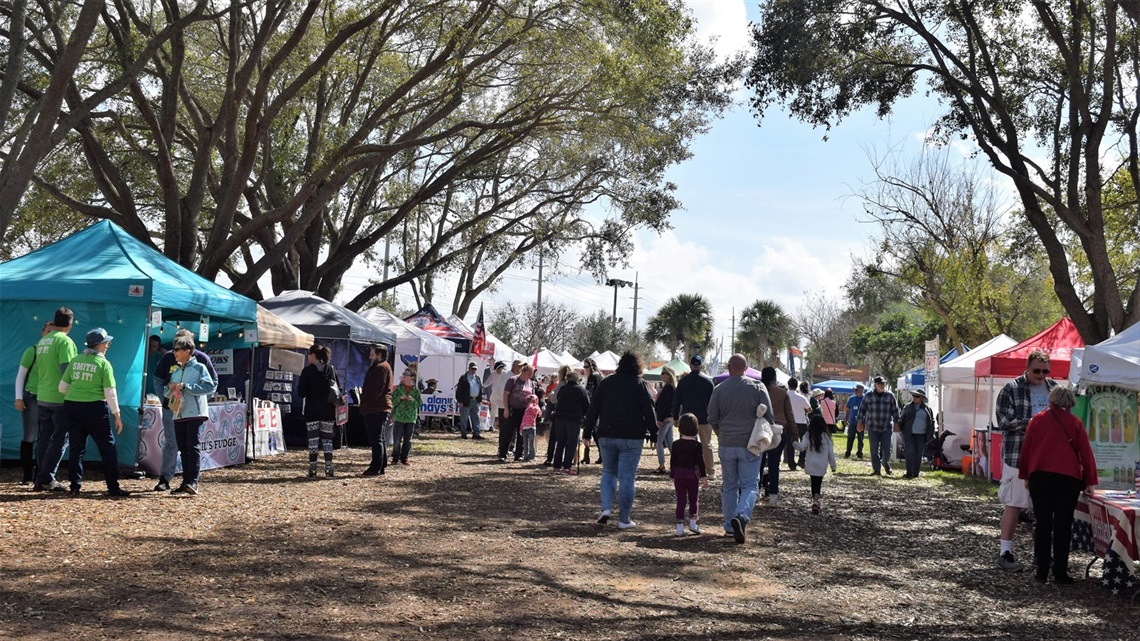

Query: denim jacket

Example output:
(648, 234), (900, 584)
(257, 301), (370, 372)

(169, 359), (217, 420)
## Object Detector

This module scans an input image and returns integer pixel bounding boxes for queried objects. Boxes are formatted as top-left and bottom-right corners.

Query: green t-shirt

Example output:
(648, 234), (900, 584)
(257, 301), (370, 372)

(35, 331), (77, 404)
(62, 352), (116, 403)
(19, 346), (35, 392)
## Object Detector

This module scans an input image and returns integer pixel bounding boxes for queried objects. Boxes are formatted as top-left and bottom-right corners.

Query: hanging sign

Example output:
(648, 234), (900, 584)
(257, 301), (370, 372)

(199, 315), (210, 343)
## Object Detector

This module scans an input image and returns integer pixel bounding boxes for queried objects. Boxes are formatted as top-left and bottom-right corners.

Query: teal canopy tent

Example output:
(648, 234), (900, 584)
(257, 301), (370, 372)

(0, 220), (257, 463)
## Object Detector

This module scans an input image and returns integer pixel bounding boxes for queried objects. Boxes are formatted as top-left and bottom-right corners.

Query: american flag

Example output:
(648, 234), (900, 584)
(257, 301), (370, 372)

(472, 304), (492, 357)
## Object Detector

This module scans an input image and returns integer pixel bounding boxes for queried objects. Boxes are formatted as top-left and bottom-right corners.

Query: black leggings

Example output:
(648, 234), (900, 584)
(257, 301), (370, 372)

(810, 475), (823, 496)
(1028, 471), (1083, 577)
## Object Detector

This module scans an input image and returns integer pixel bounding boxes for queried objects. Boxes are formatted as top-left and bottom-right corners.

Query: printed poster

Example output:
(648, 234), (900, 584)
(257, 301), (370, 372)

(1084, 385), (1140, 490)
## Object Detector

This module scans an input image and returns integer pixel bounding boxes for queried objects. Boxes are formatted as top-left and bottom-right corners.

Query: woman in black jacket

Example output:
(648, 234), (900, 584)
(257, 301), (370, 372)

(582, 352), (657, 529)
(297, 344), (340, 478)
(652, 366), (677, 473)
(550, 370), (590, 474)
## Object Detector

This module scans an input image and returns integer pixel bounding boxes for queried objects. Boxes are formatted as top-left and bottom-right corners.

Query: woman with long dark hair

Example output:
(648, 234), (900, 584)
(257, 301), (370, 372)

(298, 343), (340, 478)
(582, 352), (657, 529)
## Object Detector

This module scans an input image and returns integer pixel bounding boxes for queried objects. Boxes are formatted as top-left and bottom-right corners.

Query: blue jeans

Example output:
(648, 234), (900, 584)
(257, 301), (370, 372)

(905, 432), (927, 477)
(719, 446), (761, 533)
(867, 430), (893, 474)
(458, 402), (482, 436)
(759, 436), (784, 496)
(655, 419), (674, 467)
(598, 437), (643, 523)
(160, 406), (178, 481)
(34, 403), (68, 485)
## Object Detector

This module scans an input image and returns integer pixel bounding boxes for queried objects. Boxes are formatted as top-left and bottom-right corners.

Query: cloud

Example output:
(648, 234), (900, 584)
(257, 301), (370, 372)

(683, 0), (750, 61)
(623, 229), (848, 349)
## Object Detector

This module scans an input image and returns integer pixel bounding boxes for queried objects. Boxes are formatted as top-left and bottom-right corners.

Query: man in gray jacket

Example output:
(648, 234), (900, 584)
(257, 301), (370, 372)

(708, 354), (774, 544)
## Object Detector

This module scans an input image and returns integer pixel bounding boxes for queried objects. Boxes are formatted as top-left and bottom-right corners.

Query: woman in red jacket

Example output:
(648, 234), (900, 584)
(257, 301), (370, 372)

(1018, 386), (1098, 584)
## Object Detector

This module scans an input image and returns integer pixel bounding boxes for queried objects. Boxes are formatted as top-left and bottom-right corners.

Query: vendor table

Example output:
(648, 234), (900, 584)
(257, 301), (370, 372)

(1072, 489), (1140, 602)
(137, 402), (248, 476)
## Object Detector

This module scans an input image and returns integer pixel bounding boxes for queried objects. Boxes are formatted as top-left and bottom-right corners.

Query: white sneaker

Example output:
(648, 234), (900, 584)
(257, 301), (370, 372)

(768, 493), (779, 507)
(617, 520), (637, 530)
(688, 519), (701, 534)
(675, 523), (686, 537)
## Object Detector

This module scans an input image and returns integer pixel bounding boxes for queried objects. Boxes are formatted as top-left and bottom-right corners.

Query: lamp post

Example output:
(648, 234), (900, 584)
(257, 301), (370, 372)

(605, 278), (633, 329)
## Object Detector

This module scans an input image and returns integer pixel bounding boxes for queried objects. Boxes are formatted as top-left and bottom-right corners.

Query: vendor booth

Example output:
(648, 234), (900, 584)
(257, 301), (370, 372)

(1068, 323), (1140, 600)
(0, 220), (257, 473)
(260, 291), (396, 447)
(1070, 322), (1140, 490)
(968, 318), (1085, 480)
(360, 308), (463, 422)
(937, 334), (1018, 472)
(404, 305), (474, 415)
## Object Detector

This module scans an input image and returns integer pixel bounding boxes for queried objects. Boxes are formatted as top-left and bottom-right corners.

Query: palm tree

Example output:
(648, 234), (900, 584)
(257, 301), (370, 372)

(734, 299), (796, 368)
(645, 294), (713, 360)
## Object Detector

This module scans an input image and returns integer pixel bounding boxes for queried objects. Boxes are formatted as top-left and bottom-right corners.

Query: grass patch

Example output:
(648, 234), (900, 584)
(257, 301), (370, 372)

(923, 469), (998, 498)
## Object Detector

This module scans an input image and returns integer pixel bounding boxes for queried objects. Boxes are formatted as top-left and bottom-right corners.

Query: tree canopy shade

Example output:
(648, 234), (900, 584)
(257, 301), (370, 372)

(4, 0), (740, 311)
(747, 0), (1140, 343)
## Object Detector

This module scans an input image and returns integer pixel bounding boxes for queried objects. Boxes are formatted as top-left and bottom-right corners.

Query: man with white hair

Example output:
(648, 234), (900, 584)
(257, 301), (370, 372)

(708, 354), (774, 544)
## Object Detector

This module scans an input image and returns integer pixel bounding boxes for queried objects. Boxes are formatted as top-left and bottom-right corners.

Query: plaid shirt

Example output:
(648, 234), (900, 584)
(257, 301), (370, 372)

(995, 375), (1057, 468)
(859, 390), (900, 432)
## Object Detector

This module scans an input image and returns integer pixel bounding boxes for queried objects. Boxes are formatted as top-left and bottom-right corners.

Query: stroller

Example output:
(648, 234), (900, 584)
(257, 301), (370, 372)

(923, 430), (955, 471)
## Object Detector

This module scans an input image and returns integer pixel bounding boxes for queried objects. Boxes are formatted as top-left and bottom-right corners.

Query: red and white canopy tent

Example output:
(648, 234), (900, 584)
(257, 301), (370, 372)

(974, 317), (1085, 380)
(970, 318), (1086, 480)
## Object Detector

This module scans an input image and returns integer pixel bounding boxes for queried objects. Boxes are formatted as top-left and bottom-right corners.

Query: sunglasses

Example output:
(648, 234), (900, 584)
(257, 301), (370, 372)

(1031, 368), (1050, 375)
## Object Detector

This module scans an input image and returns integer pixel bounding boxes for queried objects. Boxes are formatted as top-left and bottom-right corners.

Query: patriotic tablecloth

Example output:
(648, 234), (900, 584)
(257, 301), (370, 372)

(1072, 490), (1140, 599)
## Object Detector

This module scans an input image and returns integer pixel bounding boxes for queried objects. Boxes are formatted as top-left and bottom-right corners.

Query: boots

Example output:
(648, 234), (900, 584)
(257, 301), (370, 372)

(20, 441), (36, 485)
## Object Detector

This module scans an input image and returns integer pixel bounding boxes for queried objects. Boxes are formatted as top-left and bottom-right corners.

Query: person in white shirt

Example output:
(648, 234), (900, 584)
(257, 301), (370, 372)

(786, 377), (812, 471)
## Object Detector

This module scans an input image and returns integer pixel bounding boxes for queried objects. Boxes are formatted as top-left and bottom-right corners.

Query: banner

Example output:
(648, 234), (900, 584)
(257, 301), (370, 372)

(253, 402), (286, 456)
(136, 402), (247, 475)
(420, 392), (458, 417)
(205, 349), (235, 376)
(813, 361), (869, 381)
(1084, 385), (1139, 490)
(924, 339), (940, 384)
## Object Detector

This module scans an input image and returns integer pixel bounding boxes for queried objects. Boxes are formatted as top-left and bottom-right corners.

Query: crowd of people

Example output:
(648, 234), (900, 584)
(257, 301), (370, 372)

(13, 317), (1102, 582)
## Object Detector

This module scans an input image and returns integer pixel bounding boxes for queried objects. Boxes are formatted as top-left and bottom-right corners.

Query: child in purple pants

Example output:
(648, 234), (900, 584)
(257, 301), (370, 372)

(670, 413), (708, 535)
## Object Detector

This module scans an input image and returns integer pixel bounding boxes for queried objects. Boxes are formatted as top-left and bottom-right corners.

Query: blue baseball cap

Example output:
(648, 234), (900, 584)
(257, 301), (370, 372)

(86, 327), (113, 348)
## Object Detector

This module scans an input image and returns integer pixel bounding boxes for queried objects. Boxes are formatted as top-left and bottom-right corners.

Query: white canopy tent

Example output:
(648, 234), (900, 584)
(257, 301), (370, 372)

(559, 350), (582, 368)
(1070, 323), (1140, 392)
(937, 334), (1018, 467)
(359, 308), (461, 397)
(533, 348), (568, 375)
(359, 308), (458, 358)
(587, 350), (620, 373)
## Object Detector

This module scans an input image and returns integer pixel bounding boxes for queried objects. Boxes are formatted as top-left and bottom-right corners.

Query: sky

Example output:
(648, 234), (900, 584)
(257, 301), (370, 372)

(334, 0), (956, 361)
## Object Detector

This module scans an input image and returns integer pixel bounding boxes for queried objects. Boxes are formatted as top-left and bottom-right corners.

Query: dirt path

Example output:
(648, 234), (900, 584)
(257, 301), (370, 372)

(1, 434), (1136, 640)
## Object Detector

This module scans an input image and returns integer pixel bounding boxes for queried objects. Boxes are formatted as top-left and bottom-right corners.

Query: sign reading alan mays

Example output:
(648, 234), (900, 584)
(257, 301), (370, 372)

(813, 362), (869, 382)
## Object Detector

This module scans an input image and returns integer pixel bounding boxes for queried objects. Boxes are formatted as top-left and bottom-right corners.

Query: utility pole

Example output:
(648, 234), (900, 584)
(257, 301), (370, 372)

(631, 272), (639, 335)
(605, 278), (633, 329)
(534, 247), (544, 351)
(730, 307), (736, 356)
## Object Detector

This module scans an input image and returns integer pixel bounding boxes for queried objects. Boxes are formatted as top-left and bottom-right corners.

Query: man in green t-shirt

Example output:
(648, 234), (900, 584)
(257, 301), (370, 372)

(57, 327), (130, 497)
(14, 322), (53, 484)
(33, 307), (78, 492)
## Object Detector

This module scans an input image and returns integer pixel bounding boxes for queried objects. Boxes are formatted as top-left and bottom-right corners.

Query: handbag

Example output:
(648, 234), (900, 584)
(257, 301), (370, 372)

(325, 366), (346, 407)
(747, 403), (784, 455)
